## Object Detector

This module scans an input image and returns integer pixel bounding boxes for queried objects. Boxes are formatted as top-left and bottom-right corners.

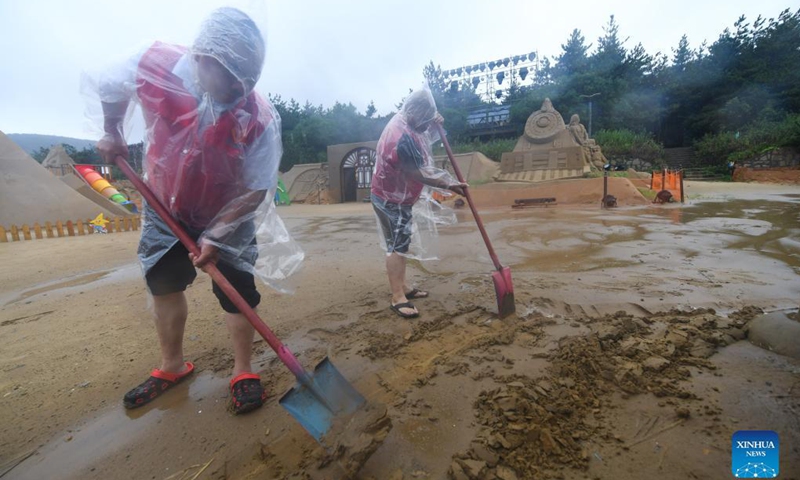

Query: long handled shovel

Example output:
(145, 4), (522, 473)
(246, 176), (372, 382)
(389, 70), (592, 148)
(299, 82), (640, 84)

(114, 156), (366, 442)
(435, 124), (516, 318)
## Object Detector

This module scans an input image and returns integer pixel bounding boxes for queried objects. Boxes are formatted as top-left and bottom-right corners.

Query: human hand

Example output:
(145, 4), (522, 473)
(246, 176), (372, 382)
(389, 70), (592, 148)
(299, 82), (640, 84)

(433, 112), (444, 125)
(448, 182), (468, 196)
(96, 133), (128, 165)
(189, 242), (219, 271)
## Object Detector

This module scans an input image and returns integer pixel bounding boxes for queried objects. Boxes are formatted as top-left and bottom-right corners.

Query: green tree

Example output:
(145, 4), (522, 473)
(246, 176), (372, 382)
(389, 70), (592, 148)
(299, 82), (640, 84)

(593, 15), (627, 74)
(32, 147), (49, 163)
(365, 101), (377, 118)
(553, 29), (591, 79)
(672, 35), (692, 73)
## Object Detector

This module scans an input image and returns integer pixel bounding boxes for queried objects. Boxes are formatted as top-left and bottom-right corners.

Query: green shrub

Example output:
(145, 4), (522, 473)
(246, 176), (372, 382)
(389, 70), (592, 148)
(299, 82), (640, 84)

(694, 113), (800, 164)
(637, 187), (656, 200)
(584, 171), (630, 178)
(693, 132), (740, 163)
(593, 129), (664, 163)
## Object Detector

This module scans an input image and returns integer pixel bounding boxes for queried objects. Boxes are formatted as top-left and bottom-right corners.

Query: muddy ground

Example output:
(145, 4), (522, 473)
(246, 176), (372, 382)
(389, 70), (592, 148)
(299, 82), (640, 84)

(1, 181), (800, 479)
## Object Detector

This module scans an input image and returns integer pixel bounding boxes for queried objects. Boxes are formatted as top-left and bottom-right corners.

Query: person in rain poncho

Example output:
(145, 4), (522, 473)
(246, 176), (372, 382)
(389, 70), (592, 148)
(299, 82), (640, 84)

(371, 89), (467, 319)
(94, 7), (292, 414)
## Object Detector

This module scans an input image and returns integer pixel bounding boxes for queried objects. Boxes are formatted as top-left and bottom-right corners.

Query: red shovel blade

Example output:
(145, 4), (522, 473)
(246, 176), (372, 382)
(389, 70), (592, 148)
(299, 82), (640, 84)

(492, 266), (515, 319)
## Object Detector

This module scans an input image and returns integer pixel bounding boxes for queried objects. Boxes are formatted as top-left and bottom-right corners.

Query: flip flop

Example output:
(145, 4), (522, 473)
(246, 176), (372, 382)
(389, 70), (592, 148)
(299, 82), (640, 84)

(390, 301), (419, 319)
(405, 288), (429, 300)
(123, 361), (195, 409)
(230, 372), (267, 415)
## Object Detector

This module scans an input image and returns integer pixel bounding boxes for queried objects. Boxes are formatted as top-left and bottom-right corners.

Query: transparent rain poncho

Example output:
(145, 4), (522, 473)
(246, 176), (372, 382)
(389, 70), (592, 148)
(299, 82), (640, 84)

(370, 88), (458, 260)
(82, 7), (303, 291)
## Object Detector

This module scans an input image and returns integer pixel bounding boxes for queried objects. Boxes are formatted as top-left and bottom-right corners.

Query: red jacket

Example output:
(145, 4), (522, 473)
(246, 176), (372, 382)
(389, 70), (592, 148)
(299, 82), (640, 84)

(136, 42), (270, 228)
(371, 115), (429, 205)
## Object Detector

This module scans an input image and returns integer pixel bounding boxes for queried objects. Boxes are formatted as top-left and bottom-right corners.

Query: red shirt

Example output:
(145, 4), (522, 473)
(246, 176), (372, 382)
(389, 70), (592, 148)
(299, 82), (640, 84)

(136, 42), (270, 228)
(371, 114), (431, 205)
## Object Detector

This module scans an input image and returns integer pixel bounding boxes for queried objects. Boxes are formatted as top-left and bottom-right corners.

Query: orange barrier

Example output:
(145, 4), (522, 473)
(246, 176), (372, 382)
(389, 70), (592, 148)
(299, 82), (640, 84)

(650, 168), (684, 203)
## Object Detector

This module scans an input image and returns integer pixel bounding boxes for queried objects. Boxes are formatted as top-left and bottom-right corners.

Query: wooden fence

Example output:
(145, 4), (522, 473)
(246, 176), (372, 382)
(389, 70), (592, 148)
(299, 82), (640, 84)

(0, 216), (140, 243)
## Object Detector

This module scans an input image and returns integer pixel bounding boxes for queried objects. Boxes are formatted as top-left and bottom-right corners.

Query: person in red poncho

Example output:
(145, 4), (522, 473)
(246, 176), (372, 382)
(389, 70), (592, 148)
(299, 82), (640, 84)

(94, 7), (289, 414)
(371, 89), (467, 318)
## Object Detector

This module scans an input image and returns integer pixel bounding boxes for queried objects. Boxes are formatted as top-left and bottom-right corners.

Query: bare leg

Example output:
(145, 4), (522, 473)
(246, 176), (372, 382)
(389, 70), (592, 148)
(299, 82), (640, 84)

(152, 292), (189, 374)
(386, 253), (417, 316)
(226, 312), (255, 376)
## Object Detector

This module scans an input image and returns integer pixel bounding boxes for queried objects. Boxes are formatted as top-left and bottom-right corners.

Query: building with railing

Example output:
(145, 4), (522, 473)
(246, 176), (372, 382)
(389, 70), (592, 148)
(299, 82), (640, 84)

(466, 105), (515, 137)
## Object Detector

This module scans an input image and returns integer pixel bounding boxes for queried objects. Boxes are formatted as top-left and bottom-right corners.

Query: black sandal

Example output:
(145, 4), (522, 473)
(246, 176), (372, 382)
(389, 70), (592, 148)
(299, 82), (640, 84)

(390, 302), (419, 318)
(123, 361), (195, 409)
(230, 373), (267, 415)
(405, 288), (429, 300)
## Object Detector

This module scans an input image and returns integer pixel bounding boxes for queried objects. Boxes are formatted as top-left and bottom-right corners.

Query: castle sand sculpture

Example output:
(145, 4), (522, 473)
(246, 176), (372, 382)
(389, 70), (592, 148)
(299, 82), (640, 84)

(497, 98), (606, 182)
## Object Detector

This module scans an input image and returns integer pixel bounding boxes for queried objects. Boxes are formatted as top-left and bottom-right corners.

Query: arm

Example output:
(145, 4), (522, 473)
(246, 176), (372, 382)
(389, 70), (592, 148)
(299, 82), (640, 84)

(190, 189), (267, 269)
(93, 47), (146, 163)
(404, 167), (467, 196)
(397, 132), (468, 196)
(203, 189), (267, 240)
(96, 101), (130, 163)
(193, 117), (280, 269)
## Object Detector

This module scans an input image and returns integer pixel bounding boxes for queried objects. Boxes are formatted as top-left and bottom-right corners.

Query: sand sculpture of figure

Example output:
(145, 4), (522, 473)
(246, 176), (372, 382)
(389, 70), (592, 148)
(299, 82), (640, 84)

(568, 113), (606, 170)
(568, 114), (590, 146)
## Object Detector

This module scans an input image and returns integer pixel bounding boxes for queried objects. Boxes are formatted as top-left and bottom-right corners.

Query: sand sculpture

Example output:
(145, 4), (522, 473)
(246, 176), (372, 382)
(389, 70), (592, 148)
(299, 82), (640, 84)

(497, 99), (607, 182)
(0, 131), (122, 226)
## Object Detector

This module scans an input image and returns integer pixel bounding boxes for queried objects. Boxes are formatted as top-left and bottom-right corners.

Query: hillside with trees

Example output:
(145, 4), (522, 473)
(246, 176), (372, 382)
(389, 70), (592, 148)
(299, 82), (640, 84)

(8, 134), (95, 157)
(424, 9), (800, 168)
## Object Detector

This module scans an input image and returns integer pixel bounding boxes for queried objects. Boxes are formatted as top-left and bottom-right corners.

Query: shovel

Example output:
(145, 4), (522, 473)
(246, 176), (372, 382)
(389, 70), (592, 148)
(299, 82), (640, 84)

(435, 124), (516, 318)
(114, 156), (366, 442)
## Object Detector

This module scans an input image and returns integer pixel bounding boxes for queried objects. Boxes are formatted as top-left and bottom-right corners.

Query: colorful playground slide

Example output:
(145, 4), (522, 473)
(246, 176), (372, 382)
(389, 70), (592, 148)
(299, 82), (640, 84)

(74, 165), (138, 212)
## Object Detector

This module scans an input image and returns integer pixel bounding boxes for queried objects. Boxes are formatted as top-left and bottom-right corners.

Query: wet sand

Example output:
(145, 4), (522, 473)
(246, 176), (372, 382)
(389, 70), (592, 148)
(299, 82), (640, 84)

(1, 181), (799, 479)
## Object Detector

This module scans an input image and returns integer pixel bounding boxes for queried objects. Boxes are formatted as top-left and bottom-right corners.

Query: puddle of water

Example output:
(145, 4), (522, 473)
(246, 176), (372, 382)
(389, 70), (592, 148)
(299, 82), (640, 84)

(492, 199), (800, 274)
(1, 263), (140, 307)
(8, 373), (227, 480)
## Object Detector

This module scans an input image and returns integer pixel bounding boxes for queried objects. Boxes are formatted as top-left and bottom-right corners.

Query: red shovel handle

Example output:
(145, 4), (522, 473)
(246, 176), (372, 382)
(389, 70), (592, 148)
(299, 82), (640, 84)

(435, 124), (503, 271)
(113, 156), (307, 380)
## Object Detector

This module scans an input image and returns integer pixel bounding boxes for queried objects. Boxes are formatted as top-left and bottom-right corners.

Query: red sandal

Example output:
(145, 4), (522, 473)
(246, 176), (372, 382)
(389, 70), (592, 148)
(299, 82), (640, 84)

(230, 372), (267, 415)
(123, 361), (195, 409)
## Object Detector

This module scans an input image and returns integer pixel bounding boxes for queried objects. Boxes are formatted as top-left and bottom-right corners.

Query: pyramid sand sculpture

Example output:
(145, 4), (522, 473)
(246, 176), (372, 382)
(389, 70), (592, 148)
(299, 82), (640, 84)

(433, 151), (499, 184)
(42, 144), (133, 217)
(0, 130), (121, 227)
(497, 98), (607, 183)
(41, 144), (75, 170)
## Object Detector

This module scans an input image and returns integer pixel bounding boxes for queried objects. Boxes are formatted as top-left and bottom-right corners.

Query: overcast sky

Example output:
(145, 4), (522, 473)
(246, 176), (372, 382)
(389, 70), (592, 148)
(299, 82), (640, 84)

(0, 0), (792, 140)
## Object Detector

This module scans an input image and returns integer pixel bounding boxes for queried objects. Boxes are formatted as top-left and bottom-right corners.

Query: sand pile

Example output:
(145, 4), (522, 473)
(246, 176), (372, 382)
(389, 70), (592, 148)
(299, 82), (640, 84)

(448, 307), (763, 480)
(733, 166), (800, 184)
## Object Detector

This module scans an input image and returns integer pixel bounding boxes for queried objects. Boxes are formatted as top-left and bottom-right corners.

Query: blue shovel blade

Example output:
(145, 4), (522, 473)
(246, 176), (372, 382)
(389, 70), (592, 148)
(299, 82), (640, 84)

(279, 357), (366, 442)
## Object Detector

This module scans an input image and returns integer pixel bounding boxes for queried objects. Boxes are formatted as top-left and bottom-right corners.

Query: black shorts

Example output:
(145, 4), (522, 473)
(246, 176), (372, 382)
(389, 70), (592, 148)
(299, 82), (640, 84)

(371, 193), (413, 254)
(145, 241), (261, 314)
